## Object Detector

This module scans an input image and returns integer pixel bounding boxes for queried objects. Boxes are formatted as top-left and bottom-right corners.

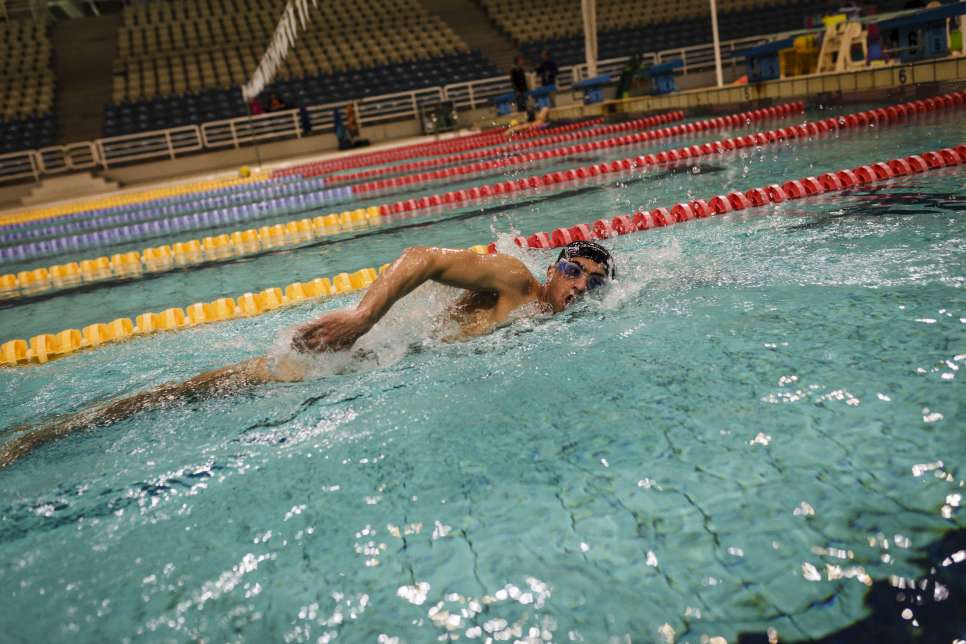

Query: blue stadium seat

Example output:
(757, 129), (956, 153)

(102, 50), (501, 138)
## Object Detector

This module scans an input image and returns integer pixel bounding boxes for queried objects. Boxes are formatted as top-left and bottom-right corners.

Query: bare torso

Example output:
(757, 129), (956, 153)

(447, 288), (543, 337)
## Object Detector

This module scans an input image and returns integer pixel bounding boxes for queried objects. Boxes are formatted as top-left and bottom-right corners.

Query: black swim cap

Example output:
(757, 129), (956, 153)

(557, 240), (615, 278)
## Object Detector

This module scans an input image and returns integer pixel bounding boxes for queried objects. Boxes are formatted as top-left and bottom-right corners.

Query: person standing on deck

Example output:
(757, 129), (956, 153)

(510, 55), (529, 114)
(536, 50), (559, 87)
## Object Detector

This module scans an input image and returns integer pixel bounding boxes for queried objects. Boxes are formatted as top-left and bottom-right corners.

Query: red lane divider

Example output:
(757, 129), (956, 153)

(368, 91), (962, 219)
(273, 117), (608, 178)
(353, 101), (806, 199)
(321, 111), (687, 184)
(494, 141), (965, 254)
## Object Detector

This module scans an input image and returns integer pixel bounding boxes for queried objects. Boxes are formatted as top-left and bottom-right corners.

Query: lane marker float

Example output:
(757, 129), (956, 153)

(1, 94), (958, 302)
(3, 141), (961, 368)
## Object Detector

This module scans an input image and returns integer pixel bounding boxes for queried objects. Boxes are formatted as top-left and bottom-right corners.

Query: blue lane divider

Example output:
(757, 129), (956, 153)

(0, 184), (356, 265)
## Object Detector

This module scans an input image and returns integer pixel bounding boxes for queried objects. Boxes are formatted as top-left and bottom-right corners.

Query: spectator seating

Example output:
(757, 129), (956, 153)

(0, 19), (57, 153)
(104, 0), (500, 137)
(103, 51), (498, 137)
(485, 0), (920, 66)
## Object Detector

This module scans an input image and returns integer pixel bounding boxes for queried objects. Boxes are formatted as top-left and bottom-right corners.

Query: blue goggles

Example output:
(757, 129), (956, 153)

(556, 259), (608, 290)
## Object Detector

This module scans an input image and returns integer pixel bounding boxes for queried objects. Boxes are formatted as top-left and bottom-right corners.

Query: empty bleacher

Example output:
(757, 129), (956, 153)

(0, 18), (57, 153)
(103, 0), (500, 137)
(481, 0), (849, 65)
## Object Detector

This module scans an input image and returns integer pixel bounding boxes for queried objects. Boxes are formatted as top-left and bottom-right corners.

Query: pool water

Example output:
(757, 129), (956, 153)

(0, 104), (964, 643)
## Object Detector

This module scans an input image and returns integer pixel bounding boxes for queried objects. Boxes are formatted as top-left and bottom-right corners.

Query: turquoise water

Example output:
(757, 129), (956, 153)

(0, 104), (964, 642)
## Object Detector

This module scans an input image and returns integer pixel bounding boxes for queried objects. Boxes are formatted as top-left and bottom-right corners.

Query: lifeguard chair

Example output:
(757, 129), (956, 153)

(817, 20), (868, 73)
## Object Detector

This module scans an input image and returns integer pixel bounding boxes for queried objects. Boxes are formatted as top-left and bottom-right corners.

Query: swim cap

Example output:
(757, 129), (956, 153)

(557, 240), (615, 278)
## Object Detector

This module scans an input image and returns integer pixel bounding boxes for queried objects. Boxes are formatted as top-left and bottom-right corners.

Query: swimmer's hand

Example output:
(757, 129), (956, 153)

(291, 309), (373, 352)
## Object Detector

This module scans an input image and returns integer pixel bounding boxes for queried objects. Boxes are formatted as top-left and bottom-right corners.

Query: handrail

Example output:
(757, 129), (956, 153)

(0, 19), (902, 188)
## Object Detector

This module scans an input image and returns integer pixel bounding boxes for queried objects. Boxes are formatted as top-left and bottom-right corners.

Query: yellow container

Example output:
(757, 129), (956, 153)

(366, 206), (381, 220)
(206, 297), (237, 321)
(332, 272), (353, 293)
(236, 293), (263, 316)
(349, 268), (377, 290)
(153, 307), (186, 330)
(1, 339), (28, 366)
(469, 245), (489, 255)
(350, 208), (368, 223)
(28, 334), (56, 363)
(305, 277), (333, 297)
(322, 213), (340, 229)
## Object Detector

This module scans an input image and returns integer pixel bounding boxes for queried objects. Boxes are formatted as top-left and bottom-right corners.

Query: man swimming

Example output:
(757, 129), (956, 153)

(0, 241), (615, 468)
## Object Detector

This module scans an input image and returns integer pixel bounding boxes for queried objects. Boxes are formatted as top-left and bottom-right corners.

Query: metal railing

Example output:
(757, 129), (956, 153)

(0, 28), (806, 187)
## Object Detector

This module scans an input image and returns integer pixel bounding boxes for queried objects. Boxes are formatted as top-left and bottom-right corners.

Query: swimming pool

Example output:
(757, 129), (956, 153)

(0, 98), (964, 642)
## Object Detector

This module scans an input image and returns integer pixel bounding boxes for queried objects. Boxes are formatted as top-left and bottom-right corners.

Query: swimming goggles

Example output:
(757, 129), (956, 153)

(556, 259), (608, 290)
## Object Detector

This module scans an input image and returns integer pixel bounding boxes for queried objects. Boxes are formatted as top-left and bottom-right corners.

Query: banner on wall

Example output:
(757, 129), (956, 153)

(243, 0), (318, 102)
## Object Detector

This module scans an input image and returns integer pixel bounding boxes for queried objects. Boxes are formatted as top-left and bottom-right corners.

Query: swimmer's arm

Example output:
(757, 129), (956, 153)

(293, 247), (533, 351)
(0, 358), (274, 469)
(359, 247), (532, 320)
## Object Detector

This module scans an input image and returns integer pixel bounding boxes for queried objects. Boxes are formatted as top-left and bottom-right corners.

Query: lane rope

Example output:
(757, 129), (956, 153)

(3, 141), (962, 368)
(273, 118), (608, 177)
(318, 113), (680, 184)
(0, 173), (273, 229)
(1, 94), (959, 302)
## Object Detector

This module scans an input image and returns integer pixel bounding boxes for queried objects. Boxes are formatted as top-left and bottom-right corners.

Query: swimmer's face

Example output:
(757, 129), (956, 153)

(545, 256), (608, 312)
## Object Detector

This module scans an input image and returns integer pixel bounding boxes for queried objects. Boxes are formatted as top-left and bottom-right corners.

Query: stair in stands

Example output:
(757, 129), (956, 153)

(21, 172), (120, 206)
(51, 13), (120, 144)
(1, 0), (37, 21)
(421, 0), (524, 73)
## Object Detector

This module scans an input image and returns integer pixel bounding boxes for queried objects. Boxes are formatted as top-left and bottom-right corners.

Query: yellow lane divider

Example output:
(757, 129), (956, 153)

(0, 172), (271, 228)
(0, 245), (493, 368)
(1, 206), (382, 300)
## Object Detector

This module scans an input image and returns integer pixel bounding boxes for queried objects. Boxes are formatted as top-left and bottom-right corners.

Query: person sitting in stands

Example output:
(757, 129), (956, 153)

(268, 94), (289, 111)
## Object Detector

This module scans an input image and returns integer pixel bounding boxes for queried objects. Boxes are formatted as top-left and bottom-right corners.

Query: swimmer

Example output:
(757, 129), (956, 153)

(506, 106), (551, 135)
(0, 241), (615, 468)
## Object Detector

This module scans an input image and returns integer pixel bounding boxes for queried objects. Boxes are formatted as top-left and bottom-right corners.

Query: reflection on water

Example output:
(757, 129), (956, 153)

(0, 109), (964, 642)
(739, 528), (966, 644)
